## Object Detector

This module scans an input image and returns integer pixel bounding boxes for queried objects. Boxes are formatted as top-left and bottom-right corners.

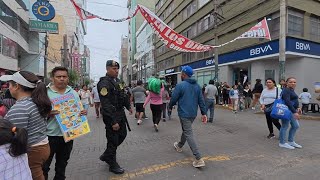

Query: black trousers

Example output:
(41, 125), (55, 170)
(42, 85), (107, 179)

(265, 111), (281, 134)
(223, 95), (229, 104)
(162, 103), (167, 118)
(150, 104), (162, 125)
(102, 116), (127, 167)
(43, 136), (73, 180)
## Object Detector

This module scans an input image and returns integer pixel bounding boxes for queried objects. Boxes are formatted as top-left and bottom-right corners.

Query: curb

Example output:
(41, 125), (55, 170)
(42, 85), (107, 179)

(215, 105), (320, 121)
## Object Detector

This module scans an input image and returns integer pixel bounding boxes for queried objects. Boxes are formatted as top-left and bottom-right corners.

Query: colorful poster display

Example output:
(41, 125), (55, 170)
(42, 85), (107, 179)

(51, 92), (90, 142)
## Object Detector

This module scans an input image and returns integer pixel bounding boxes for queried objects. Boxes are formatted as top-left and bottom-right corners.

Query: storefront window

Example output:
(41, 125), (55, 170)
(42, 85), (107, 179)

(265, 70), (275, 80)
(197, 70), (214, 86)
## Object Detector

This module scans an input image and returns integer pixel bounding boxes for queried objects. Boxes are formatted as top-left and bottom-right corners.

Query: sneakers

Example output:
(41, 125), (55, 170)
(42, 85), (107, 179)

(154, 124), (159, 132)
(173, 142), (182, 152)
(193, 158), (205, 168)
(267, 134), (275, 139)
(137, 119), (142, 125)
(143, 117), (149, 119)
(288, 141), (302, 148)
(163, 118), (166, 122)
(252, 107), (255, 110)
(279, 143), (295, 149)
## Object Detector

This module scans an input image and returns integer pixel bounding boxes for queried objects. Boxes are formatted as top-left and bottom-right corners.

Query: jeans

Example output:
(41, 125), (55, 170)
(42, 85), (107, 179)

(43, 136), (73, 180)
(206, 99), (215, 121)
(178, 117), (201, 160)
(279, 118), (300, 144)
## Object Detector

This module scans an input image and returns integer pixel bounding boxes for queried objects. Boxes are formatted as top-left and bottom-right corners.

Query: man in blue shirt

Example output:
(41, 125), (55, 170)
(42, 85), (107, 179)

(168, 66), (207, 168)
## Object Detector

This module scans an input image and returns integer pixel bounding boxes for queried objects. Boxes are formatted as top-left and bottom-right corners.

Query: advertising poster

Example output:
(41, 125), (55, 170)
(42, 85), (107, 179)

(51, 93), (90, 142)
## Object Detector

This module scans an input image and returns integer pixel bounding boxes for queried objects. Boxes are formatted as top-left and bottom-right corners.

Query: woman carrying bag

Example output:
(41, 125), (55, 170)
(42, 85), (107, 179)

(278, 77), (302, 150)
(260, 78), (282, 139)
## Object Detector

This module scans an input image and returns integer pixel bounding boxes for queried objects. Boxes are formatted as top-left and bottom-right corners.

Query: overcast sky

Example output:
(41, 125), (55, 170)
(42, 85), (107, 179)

(85, 0), (128, 82)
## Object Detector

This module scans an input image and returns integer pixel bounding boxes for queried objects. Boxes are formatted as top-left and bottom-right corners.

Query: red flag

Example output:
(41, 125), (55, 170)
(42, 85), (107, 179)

(238, 18), (271, 40)
(70, 0), (97, 21)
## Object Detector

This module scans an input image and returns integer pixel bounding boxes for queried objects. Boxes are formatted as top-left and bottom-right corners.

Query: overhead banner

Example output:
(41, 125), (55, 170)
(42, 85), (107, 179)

(138, 5), (213, 52)
(238, 18), (271, 40)
(69, 1), (271, 52)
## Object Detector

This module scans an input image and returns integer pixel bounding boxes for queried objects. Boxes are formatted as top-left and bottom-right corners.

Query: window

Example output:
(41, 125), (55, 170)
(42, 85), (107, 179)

(197, 52), (204, 59)
(164, 2), (175, 19)
(182, 52), (192, 63)
(198, 0), (210, 9)
(2, 36), (18, 59)
(182, 1), (198, 20)
(168, 21), (175, 29)
(265, 70), (275, 80)
(189, 23), (198, 38)
(288, 9), (304, 36)
(310, 15), (320, 41)
(197, 70), (214, 87)
(0, 35), (2, 55)
(268, 13), (280, 39)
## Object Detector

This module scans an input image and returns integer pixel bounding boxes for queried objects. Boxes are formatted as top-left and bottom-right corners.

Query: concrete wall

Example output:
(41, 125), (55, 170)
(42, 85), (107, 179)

(0, 54), (18, 70)
(3, 0), (29, 24)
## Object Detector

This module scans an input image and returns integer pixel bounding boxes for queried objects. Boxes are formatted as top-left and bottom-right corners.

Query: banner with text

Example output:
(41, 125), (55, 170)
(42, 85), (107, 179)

(70, 1), (271, 52)
(138, 5), (213, 52)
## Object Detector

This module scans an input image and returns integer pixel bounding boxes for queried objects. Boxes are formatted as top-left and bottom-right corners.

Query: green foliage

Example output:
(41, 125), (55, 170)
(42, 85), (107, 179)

(68, 70), (79, 86)
(84, 78), (90, 86)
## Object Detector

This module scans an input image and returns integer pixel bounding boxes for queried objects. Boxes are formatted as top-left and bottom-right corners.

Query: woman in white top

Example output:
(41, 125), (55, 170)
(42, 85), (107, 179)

(260, 78), (282, 139)
(79, 85), (93, 111)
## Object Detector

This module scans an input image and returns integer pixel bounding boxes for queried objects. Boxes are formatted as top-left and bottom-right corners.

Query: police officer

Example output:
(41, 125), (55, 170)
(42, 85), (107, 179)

(98, 60), (133, 174)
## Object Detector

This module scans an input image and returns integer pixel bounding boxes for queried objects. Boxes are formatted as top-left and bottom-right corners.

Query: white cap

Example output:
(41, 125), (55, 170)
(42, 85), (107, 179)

(0, 72), (37, 88)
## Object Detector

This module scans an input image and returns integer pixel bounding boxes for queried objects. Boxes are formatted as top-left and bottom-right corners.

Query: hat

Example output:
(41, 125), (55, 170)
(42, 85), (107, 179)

(106, 60), (120, 68)
(181, 66), (193, 77)
(0, 72), (37, 88)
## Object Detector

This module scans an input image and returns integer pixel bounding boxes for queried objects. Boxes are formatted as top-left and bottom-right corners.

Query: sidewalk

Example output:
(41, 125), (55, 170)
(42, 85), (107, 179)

(216, 104), (320, 120)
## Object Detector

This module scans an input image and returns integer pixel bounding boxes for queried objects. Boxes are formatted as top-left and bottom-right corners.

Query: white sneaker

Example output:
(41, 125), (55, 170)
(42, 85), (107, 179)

(173, 142), (182, 152)
(193, 158), (205, 168)
(288, 142), (302, 148)
(279, 143), (295, 150)
(137, 119), (142, 125)
(252, 107), (255, 110)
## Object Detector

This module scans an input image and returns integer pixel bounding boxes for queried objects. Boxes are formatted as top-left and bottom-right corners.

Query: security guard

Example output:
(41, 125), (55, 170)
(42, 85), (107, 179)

(97, 60), (133, 174)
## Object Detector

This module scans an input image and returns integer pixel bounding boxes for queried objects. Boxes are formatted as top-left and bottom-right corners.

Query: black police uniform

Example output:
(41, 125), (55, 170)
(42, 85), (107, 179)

(97, 61), (131, 174)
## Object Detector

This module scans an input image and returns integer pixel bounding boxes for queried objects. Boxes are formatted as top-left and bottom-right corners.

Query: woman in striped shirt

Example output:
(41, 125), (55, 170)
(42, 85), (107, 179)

(1, 71), (52, 180)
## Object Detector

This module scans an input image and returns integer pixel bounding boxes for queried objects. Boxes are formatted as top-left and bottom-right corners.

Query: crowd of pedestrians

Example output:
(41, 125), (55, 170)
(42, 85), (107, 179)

(0, 63), (317, 179)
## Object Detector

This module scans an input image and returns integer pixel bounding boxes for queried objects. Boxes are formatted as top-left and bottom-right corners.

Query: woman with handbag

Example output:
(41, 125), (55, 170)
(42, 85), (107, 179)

(279, 77), (302, 149)
(260, 78), (282, 139)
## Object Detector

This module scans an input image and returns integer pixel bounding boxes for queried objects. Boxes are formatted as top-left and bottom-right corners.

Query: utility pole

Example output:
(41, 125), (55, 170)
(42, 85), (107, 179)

(279, 0), (287, 81)
(63, 34), (68, 67)
(44, 32), (49, 84)
(213, 0), (219, 82)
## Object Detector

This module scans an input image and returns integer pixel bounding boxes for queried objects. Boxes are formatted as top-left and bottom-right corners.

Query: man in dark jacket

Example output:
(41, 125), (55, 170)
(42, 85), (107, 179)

(168, 66), (207, 168)
(98, 60), (133, 174)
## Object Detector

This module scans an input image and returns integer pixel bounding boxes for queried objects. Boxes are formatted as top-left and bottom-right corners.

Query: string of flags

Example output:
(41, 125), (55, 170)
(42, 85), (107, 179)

(70, 0), (271, 52)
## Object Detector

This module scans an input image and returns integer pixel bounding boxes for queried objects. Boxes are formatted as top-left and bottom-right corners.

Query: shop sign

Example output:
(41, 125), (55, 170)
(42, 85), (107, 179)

(32, 0), (56, 21)
(286, 38), (320, 56)
(29, 20), (58, 34)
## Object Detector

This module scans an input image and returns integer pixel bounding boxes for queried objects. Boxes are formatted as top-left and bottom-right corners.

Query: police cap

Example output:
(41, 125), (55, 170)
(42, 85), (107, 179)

(106, 60), (120, 68)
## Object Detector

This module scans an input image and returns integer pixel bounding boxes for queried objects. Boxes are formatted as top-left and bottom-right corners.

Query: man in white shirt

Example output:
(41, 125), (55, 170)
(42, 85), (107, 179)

(92, 85), (101, 118)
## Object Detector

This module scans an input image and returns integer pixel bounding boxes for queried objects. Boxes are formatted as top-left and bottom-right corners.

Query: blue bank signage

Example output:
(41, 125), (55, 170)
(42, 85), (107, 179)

(32, 0), (56, 21)
(182, 37), (320, 71)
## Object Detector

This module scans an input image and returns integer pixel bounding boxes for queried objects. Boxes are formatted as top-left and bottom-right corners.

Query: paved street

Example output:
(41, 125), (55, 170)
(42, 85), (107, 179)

(48, 106), (320, 180)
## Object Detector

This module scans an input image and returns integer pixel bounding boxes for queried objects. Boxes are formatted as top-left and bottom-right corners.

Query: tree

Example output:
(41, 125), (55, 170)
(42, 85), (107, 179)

(68, 69), (79, 87)
(84, 78), (90, 86)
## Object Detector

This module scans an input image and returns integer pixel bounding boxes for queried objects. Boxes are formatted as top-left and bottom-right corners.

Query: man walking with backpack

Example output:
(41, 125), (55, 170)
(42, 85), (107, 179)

(168, 66), (207, 168)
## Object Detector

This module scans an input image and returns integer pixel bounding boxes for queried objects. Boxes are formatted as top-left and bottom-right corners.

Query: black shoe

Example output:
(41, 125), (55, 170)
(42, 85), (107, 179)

(163, 118), (166, 122)
(209, 118), (213, 123)
(99, 155), (109, 163)
(267, 134), (275, 139)
(109, 166), (125, 174)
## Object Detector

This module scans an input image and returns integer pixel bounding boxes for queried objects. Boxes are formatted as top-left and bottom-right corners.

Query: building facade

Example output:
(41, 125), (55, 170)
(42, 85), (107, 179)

(127, 0), (156, 84)
(119, 36), (128, 83)
(155, 0), (320, 99)
(135, 21), (155, 83)
(0, 0), (43, 75)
